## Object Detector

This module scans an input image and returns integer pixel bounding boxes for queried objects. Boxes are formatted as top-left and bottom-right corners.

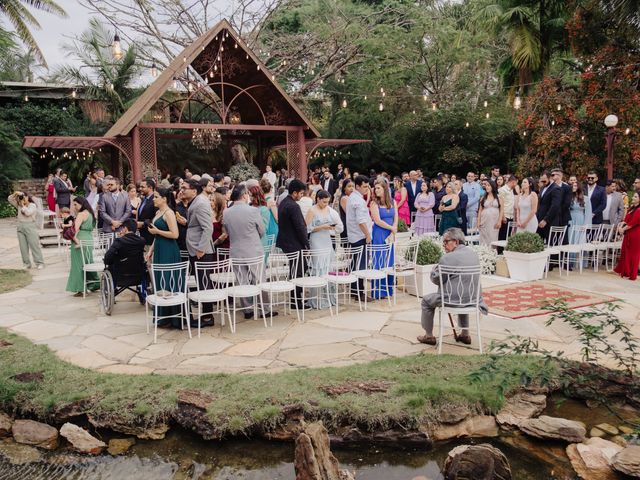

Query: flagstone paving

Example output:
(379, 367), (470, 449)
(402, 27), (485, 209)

(1, 218), (639, 374)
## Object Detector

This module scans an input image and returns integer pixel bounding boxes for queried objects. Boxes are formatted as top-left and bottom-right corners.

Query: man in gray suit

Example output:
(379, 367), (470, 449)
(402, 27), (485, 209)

(606, 181), (625, 226)
(418, 228), (488, 346)
(98, 178), (131, 233)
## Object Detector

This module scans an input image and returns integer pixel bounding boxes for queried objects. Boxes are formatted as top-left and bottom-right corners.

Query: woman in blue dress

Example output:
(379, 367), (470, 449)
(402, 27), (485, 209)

(568, 181), (592, 268)
(370, 179), (397, 299)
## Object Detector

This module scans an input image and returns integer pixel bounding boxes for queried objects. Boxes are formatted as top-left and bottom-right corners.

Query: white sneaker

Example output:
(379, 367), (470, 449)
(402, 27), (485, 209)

(36, 265), (44, 270)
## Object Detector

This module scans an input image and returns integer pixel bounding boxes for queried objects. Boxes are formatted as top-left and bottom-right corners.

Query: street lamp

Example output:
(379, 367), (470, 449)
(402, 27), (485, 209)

(604, 114), (618, 181)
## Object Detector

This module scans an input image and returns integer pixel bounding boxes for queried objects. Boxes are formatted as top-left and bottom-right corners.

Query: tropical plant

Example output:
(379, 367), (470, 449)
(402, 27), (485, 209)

(415, 237), (444, 266)
(0, 0), (67, 68)
(0, 47), (43, 81)
(0, 122), (31, 199)
(505, 231), (545, 253)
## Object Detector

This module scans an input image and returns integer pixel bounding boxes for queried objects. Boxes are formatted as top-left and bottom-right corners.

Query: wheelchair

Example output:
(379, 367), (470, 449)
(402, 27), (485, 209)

(100, 255), (149, 316)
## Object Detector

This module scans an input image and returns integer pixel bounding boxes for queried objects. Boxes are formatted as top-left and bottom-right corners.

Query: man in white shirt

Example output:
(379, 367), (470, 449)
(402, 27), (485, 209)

(462, 172), (481, 229)
(346, 175), (372, 297)
(498, 175), (517, 241)
(262, 165), (277, 189)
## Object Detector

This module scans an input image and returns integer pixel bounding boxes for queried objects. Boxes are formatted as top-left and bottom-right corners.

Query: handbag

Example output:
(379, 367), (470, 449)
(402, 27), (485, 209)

(62, 226), (76, 241)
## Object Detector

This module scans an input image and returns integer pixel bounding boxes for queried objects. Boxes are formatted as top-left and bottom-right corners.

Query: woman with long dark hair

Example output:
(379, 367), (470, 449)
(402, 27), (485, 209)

(370, 179), (397, 299)
(515, 177), (539, 233)
(478, 179), (503, 246)
(339, 178), (353, 240)
(65, 196), (97, 295)
(614, 192), (640, 281)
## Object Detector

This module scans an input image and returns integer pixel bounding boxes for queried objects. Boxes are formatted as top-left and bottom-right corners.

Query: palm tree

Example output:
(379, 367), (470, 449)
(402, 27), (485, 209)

(0, 47), (43, 81)
(0, 0), (67, 69)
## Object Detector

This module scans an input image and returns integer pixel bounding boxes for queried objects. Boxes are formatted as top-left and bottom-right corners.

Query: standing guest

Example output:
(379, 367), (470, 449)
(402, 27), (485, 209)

(45, 174), (56, 212)
(515, 177), (539, 233)
(552, 169), (572, 230)
(432, 176), (447, 217)
(249, 185), (276, 249)
(297, 186), (314, 219)
(614, 192), (640, 281)
(438, 182), (460, 235)
(370, 180), (397, 299)
(339, 178), (353, 241)
(259, 178), (279, 225)
(604, 180), (625, 226)
(586, 171), (607, 224)
(83, 171), (93, 194)
(479, 173), (488, 182)
(211, 192), (229, 250)
(346, 176), (372, 297)
(262, 164), (277, 189)
(490, 165), (501, 182)
(175, 189), (189, 251)
(495, 175), (505, 189)
(454, 180), (468, 235)
(404, 170), (422, 220)
(633, 177), (640, 195)
(463, 172), (481, 230)
(536, 171), (561, 242)
(309, 174), (322, 201)
(478, 179), (503, 246)
(413, 181), (436, 235)
(568, 181), (591, 244)
(336, 164), (344, 181)
(8, 191), (45, 270)
(127, 184), (141, 217)
(393, 176), (411, 226)
(94, 169), (105, 193)
(614, 179), (629, 215)
(85, 175), (99, 212)
(498, 175), (517, 240)
(99, 178), (131, 234)
(53, 170), (73, 211)
(136, 178), (157, 245)
(342, 167), (351, 181)
(321, 170), (337, 200)
(65, 196), (97, 295)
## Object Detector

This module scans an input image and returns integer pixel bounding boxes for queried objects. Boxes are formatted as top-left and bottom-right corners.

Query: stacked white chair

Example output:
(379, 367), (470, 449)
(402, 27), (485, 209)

(593, 224), (615, 272)
(353, 243), (394, 310)
(392, 238), (419, 303)
(291, 249), (334, 322)
(604, 225), (624, 271)
(190, 260), (230, 336)
(581, 225), (603, 271)
(325, 245), (363, 315)
(559, 225), (586, 275)
(259, 251), (300, 324)
(226, 256), (267, 333)
(544, 226), (566, 276)
(146, 261), (190, 343)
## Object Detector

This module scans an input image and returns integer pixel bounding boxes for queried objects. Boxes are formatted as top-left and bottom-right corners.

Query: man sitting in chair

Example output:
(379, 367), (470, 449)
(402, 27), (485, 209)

(417, 227), (488, 346)
(103, 218), (146, 282)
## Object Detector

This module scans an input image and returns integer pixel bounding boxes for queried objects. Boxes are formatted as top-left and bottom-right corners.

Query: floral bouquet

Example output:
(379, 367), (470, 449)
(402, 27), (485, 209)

(469, 244), (498, 275)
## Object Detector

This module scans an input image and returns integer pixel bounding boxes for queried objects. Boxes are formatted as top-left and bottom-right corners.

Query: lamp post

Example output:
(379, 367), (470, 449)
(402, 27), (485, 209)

(604, 114), (618, 181)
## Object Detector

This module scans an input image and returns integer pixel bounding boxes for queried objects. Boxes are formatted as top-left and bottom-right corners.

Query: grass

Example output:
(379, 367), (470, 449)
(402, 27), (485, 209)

(0, 327), (556, 437)
(0, 269), (31, 294)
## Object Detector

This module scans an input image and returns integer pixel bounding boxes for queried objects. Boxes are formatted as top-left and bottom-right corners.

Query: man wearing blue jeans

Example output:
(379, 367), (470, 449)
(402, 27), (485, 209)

(346, 175), (372, 297)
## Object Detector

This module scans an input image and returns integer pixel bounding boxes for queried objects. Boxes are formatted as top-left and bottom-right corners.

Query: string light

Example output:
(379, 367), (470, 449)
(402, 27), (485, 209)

(513, 94), (522, 109)
(150, 61), (158, 78)
(364, 95), (367, 100)
(342, 98), (347, 108)
(379, 102), (384, 112)
(523, 131), (527, 136)
(551, 119), (555, 126)
(412, 109), (416, 114)
(24, 95), (28, 102)
(485, 112), (490, 119)
(556, 103), (562, 111)
(71, 89), (77, 99)
(423, 94), (427, 102)
(581, 135), (585, 140)
(112, 32), (122, 59)
(465, 122), (469, 128)
(172, 77), (178, 89)
(625, 127), (631, 135)
(483, 100), (488, 108)
(431, 102), (437, 111)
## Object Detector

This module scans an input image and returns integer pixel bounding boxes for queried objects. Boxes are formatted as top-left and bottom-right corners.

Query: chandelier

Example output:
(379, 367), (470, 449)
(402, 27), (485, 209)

(191, 125), (222, 151)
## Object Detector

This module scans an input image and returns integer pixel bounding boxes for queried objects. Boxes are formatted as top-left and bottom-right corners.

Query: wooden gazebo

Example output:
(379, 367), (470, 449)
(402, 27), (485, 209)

(23, 19), (367, 182)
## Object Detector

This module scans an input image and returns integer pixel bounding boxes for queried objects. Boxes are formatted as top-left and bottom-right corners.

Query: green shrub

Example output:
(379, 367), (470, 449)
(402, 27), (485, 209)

(415, 237), (443, 265)
(505, 231), (545, 253)
(0, 201), (17, 218)
(397, 219), (408, 233)
(228, 162), (260, 182)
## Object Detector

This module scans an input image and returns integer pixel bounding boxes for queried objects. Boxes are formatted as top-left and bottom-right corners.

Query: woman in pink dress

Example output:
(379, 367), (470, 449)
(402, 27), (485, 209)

(413, 181), (436, 235)
(45, 174), (56, 212)
(393, 176), (411, 226)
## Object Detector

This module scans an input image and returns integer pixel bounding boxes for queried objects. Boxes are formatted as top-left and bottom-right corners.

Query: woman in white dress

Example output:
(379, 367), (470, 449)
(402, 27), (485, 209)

(515, 177), (539, 233)
(478, 179), (503, 247)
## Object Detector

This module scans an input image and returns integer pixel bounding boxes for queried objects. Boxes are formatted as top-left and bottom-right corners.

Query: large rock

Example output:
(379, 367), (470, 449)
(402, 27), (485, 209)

(0, 439), (42, 465)
(442, 443), (512, 480)
(438, 405), (471, 425)
(431, 415), (499, 442)
(11, 419), (58, 450)
(331, 426), (431, 447)
(499, 432), (575, 479)
(88, 414), (169, 440)
(0, 413), (12, 438)
(496, 393), (546, 427)
(518, 416), (586, 443)
(612, 445), (640, 477)
(294, 422), (353, 480)
(566, 438), (622, 480)
(59, 423), (106, 455)
(107, 437), (136, 455)
(262, 404), (306, 442)
(171, 390), (219, 440)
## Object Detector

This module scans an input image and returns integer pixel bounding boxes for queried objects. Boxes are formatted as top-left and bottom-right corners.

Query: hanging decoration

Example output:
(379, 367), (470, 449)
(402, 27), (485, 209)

(192, 125), (222, 151)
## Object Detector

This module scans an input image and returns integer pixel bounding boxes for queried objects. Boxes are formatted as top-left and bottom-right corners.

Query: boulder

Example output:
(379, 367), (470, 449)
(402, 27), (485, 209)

(59, 423), (106, 455)
(88, 414), (169, 440)
(518, 416), (586, 443)
(566, 440), (620, 480)
(432, 415), (499, 442)
(619, 425), (634, 435)
(107, 437), (136, 455)
(0, 413), (12, 438)
(595, 423), (619, 436)
(499, 432), (574, 479)
(0, 439), (42, 465)
(496, 393), (546, 428)
(171, 390), (219, 440)
(294, 422), (353, 480)
(611, 436), (628, 447)
(612, 445), (640, 477)
(590, 427), (606, 438)
(263, 404), (306, 442)
(442, 443), (512, 480)
(11, 419), (58, 450)
(331, 426), (431, 447)
(438, 405), (471, 425)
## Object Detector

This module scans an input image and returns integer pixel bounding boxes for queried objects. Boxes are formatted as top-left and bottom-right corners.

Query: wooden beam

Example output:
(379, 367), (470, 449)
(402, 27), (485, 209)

(138, 122), (306, 132)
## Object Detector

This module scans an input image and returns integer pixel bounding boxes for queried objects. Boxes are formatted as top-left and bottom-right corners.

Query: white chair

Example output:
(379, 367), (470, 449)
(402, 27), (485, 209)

(78, 238), (105, 298)
(436, 264), (484, 354)
(291, 249), (334, 322)
(212, 248), (235, 287)
(603, 225), (624, 271)
(353, 243), (394, 311)
(52, 215), (71, 262)
(581, 224), (603, 271)
(180, 250), (197, 290)
(544, 226), (566, 277)
(325, 245), (364, 314)
(593, 224), (615, 272)
(190, 260), (229, 337)
(226, 256), (267, 333)
(146, 261), (190, 343)
(393, 238), (419, 303)
(559, 225), (586, 275)
(490, 221), (517, 250)
(259, 251), (300, 324)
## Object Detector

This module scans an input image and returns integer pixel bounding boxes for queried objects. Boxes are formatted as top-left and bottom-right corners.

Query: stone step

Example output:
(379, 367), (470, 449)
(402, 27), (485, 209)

(38, 230), (59, 238)
(40, 238), (61, 247)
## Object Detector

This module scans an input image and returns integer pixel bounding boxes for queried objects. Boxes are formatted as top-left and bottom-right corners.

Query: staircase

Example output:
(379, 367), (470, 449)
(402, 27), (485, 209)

(13, 178), (47, 199)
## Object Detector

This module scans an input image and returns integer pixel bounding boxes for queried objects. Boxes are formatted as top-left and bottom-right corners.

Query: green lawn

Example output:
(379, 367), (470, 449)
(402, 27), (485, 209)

(0, 269), (31, 294)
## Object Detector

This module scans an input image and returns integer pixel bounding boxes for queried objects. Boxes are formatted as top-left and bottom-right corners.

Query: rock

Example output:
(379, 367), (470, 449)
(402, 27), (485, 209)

(595, 423), (619, 436)
(498, 432), (574, 478)
(611, 436), (628, 447)
(107, 437), (136, 455)
(496, 392), (546, 428)
(171, 390), (219, 440)
(442, 443), (512, 480)
(53, 398), (95, 422)
(0, 439), (42, 465)
(518, 415), (586, 443)
(590, 427), (606, 438)
(11, 419), (59, 450)
(438, 405), (471, 424)
(566, 438), (621, 480)
(612, 445), (640, 477)
(331, 426), (431, 447)
(59, 423), (106, 455)
(294, 422), (342, 480)
(431, 415), (499, 442)
(263, 404), (306, 442)
(619, 425), (634, 435)
(88, 414), (169, 440)
(0, 413), (12, 438)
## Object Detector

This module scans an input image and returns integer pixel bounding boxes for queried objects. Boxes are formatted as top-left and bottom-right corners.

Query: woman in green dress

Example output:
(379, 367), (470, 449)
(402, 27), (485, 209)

(438, 182), (461, 235)
(66, 196), (98, 296)
(145, 187), (183, 329)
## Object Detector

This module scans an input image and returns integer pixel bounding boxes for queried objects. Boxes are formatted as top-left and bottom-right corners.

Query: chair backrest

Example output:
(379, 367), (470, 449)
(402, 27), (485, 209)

(547, 226), (566, 247)
(301, 249), (333, 277)
(216, 247), (230, 262)
(150, 261), (189, 295)
(435, 214), (442, 231)
(395, 238), (419, 270)
(230, 256), (265, 286)
(437, 264), (482, 308)
(330, 245), (363, 275)
(595, 224), (615, 243)
(410, 211), (417, 225)
(584, 224), (602, 244)
(78, 238), (97, 266)
(506, 221), (517, 238)
(194, 259), (231, 291)
(363, 243), (393, 271)
(266, 251), (299, 282)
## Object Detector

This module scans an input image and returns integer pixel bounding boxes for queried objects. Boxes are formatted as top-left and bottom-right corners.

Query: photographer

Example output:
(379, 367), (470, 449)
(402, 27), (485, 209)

(8, 191), (45, 270)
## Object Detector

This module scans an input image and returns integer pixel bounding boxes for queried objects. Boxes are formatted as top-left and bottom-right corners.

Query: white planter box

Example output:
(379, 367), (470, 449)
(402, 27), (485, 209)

(503, 250), (549, 281)
(405, 263), (438, 297)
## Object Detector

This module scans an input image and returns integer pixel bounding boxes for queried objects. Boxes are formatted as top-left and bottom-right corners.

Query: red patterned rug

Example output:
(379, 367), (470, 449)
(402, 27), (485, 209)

(483, 281), (617, 319)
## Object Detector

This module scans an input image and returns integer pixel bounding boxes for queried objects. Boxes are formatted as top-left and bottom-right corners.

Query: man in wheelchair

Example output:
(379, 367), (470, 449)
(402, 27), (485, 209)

(101, 218), (148, 314)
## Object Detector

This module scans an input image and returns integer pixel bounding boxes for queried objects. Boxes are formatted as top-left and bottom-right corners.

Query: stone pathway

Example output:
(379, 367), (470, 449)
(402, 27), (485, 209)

(1, 218), (639, 374)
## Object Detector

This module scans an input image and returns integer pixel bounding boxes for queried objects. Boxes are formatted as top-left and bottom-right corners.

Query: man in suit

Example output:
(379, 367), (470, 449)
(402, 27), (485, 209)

(417, 227), (488, 346)
(136, 177), (157, 246)
(604, 180), (625, 226)
(53, 170), (72, 210)
(183, 178), (214, 327)
(462, 172), (481, 230)
(432, 175), (446, 216)
(99, 177), (131, 234)
(585, 171), (607, 224)
(321, 170), (337, 199)
(103, 218), (146, 283)
(454, 180), (468, 235)
(551, 168), (572, 228)
(536, 171), (561, 242)
(404, 170), (422, 220)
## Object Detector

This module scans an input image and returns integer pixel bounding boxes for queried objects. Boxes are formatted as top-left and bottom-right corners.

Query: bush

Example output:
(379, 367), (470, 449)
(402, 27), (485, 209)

(470, 244), (498, 274)
(505, 231), (545, 253)
(228, 162), (260, 183)
(415, 237), (443, 265)
(397, 219), (408, 233)
(0, 202), (17, 218)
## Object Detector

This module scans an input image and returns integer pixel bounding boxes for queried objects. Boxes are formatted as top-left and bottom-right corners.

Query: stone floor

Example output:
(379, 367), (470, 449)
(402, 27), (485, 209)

(0, 218), (638, 375)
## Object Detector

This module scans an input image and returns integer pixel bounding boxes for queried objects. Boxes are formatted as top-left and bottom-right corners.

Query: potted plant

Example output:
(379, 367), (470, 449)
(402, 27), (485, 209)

(503, 231), (548, 281)
(469, 244), (498, 275)
(396, 219), (411, 241)
(405, 236), (443, 297)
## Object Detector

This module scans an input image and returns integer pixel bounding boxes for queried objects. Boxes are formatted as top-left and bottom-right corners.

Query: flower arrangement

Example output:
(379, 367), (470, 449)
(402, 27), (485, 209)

(470, 244), (498, 275)
(228, 162), (260, 183)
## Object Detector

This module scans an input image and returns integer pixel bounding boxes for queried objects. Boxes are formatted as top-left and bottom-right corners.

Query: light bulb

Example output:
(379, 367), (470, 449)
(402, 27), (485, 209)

(379, 102), (384, 112)
(112, 33), (122, 59)
(412, 109), (416, 114)
(71, 90), (76, 99)
(423, 94), (427, 101)
(523, 131), (527, 136)
(513, 95), (522, 109)
(151, 62), (158, 78)
(625, 127), (631, 135)
(24, 95), (28, 102)
(556, 103), (562, 111)
(483, 100), (488, 108)
(581, 135), (585, 140)
(364, 95), (367, 100)
(465, 122), (469, 128)
(431, 102), (437, 111)
(551, 120), (555, 126)
(172, 77), (178, 89)
(485, 112), (490, 119)
(342, 98), (347, 108)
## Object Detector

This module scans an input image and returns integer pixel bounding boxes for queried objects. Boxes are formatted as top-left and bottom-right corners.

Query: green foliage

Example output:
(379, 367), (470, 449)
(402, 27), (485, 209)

(0, 122), (31, 199)
(228, 163), (260, 183)
(0, 202), (17, 219)
(415, 237), (443, 265)
(505, 231), (544, 253)
(397, 219), (408, 233)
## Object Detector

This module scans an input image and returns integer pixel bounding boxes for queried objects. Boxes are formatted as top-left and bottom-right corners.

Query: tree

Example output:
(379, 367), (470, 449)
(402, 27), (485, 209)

(0, 0), (67, 68)
(0, 47), (44, 81)
(0, 122), (31, 199)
